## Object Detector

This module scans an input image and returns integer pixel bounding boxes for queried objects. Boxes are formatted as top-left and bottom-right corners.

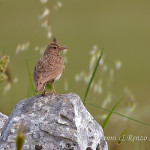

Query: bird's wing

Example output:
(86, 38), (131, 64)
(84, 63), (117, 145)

(43, 63), (64, 80)
(34, 54), (65, 84)
(34, 55), (50, 87)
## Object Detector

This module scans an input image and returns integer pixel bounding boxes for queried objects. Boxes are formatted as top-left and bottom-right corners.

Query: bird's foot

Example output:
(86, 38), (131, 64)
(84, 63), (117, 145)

(52, 92), (56, 96)
(42, 91), (49, 96)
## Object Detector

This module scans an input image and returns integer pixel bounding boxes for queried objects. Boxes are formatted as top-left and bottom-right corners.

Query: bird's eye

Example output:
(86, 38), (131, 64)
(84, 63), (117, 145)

(54, 46), (57, 49)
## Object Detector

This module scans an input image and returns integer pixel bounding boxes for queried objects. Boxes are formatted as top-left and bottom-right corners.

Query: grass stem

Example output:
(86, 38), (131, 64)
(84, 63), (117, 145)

(83, 49), (104, 105)
(86, 101), (150, 127)
(102, 98), (122, 129)
(25, 60), (36, 96)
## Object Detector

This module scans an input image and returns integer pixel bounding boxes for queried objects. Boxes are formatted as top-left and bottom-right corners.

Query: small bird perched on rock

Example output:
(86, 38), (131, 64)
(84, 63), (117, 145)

(34, 38), (67, 95)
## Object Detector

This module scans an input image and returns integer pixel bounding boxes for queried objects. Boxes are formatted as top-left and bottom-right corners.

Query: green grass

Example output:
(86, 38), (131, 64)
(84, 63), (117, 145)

(83, 49), (103, 105)
(102, 98), (123, 129)
(83, 49), (150, 128)
(25, 60), (36, 96)
(86, 102), (150, 126)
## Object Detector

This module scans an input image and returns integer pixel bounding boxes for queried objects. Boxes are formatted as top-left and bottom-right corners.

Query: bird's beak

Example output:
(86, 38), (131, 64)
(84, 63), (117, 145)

(60, 46), (67, 51)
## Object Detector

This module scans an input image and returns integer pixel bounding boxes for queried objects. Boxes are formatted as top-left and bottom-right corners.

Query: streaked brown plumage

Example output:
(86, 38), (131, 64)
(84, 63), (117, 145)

(33, 38), (67, 95)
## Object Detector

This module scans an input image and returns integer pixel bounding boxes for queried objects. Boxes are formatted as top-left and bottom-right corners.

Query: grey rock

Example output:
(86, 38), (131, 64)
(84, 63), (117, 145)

(0, 113), (8, 137)
(0, 93), (108, 150)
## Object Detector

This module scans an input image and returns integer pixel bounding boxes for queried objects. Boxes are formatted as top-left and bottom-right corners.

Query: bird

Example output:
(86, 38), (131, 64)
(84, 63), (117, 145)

(33, 38), (67, 95)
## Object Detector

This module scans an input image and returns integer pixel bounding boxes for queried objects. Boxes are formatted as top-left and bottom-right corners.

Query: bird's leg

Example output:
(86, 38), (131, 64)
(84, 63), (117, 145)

(51, 81), (56, 95)
(43, 90), (49, 96)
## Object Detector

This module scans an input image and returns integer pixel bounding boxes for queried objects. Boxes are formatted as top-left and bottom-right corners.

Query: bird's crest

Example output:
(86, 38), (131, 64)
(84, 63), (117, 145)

(53, 37), (57, 42)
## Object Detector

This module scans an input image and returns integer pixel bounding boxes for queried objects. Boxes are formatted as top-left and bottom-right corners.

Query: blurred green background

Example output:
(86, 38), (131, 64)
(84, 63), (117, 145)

(0, 0), (150, 149)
